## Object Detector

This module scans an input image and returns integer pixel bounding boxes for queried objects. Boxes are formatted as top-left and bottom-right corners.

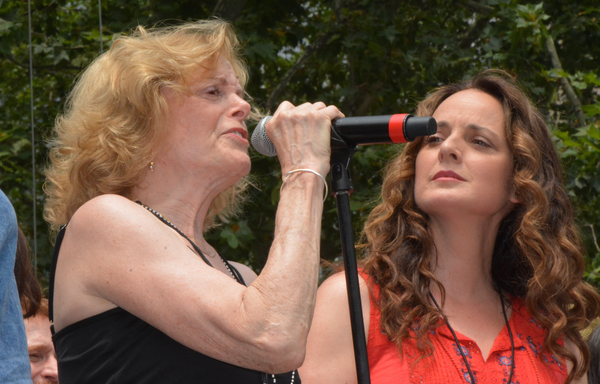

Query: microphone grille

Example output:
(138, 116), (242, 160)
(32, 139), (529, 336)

(251, 116), (277, 157)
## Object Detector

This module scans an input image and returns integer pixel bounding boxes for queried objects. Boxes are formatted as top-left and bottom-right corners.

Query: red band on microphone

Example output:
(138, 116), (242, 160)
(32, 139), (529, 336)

(389, 114), (409, 143)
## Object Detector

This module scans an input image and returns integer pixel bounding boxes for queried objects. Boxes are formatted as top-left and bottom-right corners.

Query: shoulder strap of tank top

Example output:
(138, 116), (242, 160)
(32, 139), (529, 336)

(48, 225), (67, 335)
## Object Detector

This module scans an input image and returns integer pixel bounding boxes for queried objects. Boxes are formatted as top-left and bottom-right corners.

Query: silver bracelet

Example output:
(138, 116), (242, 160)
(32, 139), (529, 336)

(280, 169), (328, 202)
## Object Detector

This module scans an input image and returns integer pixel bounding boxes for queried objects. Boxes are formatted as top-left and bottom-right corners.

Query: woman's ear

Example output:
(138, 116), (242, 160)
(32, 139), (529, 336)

(509, 179), (519, 205)
(509, 187), (520, 205)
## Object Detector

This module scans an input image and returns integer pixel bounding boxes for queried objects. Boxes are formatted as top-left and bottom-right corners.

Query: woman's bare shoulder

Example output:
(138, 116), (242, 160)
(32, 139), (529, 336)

(319, 271), (370, 298)
(53, 195), (163, 330)
(68, 195), (144, 234)
(310, 270), (371, 335)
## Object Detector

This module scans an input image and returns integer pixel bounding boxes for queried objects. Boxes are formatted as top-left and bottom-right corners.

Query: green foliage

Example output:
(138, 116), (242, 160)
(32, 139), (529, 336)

(553, 121), (600, 286)
(1, 0), (599, 289)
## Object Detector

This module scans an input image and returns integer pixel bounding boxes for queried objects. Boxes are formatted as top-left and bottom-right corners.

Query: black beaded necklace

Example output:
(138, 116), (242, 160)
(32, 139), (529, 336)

(136, 201), (244, 284)
(429, 289), (515, 384)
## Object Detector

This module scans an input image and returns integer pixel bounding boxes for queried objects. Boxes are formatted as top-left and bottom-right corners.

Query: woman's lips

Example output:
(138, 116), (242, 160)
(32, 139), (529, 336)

(224, 127), (248, 140)
(433, 170), (466, 181)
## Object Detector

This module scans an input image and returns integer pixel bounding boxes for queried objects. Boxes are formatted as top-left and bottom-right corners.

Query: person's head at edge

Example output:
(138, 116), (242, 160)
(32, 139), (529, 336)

(24, 298), (58, 384)
(44, 19), (253, 232)
(587, 325), (600, 384)
(360, 69), (600, 382)
(15, 226), (42, 319)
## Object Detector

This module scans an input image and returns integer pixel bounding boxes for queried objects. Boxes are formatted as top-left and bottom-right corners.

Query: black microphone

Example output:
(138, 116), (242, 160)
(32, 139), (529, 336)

(251, 114), (437, 157)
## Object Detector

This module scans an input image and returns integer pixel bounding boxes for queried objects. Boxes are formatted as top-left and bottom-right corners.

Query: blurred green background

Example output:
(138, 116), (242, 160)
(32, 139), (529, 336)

(1, 0), (599, 287)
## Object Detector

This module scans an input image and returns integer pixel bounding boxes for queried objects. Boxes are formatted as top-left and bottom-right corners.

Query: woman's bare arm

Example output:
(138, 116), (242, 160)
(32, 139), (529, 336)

(53, 102), (342, 374)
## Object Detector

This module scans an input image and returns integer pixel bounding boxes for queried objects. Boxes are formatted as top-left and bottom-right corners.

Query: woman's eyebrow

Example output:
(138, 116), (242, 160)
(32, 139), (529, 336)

(466, 123), (500, 140)
(206, 76), (245, 95)
(207, 76), (227, 84)
(436, 121), (500, 140)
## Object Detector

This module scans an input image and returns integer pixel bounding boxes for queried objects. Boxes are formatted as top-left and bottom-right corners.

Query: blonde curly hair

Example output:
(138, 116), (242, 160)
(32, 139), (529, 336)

(45, 19), (252, 231)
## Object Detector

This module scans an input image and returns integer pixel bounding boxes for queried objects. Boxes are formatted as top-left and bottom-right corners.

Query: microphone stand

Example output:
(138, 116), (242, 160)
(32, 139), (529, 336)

(329, 132), (371, 384)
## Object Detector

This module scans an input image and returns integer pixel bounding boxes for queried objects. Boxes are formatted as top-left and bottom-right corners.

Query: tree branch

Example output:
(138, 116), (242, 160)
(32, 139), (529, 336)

(213, 0), (248, 22)
(265, 32), (334, 111)
(458, 13), (490, 49)
(588, 224), (600, 253)
(457, 0), (587, 127)
(544, 33), (587, 126)
(1, 53), (81, 72)
(354, 82), (383, 117)
(455, 0), (496, 49)
(457, 0), (493, 16)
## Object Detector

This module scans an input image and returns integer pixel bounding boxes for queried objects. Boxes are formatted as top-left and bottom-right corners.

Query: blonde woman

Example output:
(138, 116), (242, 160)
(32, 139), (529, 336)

(45, 19), (342, 383)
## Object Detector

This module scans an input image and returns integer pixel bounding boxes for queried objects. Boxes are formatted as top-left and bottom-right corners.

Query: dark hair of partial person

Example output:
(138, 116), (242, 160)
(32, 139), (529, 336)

(359, 69), (600, 382)
(44, 18), (256, 234)
(14, 226), (42, 319)
(587, 324), (600, 384)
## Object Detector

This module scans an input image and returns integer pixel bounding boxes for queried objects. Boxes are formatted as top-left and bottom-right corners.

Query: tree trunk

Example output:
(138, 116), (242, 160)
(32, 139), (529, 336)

(266, 32), (335, 111)
(545, 34), (587, 127)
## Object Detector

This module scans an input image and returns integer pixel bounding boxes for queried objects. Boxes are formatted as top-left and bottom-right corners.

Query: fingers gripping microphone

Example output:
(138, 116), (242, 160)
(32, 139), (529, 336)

(251, 114), (437, 157)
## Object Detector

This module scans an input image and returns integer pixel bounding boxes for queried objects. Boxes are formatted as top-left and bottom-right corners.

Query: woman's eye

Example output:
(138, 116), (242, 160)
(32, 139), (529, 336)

(425, 136), (442, 144)
(205, 87), (221, 96)
(473, 138), (490, 147)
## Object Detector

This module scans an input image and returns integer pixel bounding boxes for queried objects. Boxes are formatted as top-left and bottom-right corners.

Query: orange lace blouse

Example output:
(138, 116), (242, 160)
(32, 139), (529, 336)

(364, 274), (568, 384)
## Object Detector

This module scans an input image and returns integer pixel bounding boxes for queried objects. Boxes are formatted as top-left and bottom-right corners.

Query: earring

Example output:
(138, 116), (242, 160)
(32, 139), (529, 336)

(149, 161), (154, 172)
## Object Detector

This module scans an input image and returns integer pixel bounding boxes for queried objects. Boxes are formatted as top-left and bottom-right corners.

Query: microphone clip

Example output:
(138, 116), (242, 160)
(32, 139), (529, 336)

(330, 130), (358, 196)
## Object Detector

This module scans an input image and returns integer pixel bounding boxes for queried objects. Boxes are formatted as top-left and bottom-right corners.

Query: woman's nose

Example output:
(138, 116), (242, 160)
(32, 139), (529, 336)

(230, 94), (251, 121)
(438, 136), (462, 163)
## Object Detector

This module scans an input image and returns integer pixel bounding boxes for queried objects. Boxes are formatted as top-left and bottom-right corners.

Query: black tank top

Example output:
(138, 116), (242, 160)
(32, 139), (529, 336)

(49, 226), (300, 384)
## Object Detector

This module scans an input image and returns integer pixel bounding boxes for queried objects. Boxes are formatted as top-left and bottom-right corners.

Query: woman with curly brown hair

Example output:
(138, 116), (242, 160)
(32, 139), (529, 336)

(299, 70), (600, 384)
(44, 19), (342, 383)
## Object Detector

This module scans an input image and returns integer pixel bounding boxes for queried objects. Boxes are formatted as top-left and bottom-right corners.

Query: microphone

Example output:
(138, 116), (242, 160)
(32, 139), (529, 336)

(251, 114), (437, 157)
